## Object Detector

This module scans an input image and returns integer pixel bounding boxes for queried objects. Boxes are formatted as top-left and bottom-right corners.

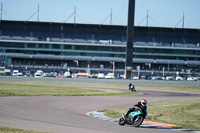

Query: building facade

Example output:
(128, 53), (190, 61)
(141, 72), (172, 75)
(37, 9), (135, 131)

(0, 20), (200, 73)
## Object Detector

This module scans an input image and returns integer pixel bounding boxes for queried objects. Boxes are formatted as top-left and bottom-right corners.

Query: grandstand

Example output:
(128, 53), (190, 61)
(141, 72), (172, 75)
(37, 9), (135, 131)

(0, 20), (200, 76)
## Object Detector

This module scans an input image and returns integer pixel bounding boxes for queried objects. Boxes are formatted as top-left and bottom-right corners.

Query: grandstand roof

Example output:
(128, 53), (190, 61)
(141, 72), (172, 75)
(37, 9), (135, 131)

(1, 20), (200, 44)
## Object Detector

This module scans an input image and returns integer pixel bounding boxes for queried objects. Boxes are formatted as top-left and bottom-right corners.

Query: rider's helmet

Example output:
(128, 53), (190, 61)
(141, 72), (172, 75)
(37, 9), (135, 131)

(141, 99), (147, 106)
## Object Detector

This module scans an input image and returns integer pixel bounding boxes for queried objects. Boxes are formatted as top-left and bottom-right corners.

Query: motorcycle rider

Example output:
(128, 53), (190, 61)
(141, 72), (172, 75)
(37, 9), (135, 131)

(129, 83), (136, 92)
(124, 99), (147, 119)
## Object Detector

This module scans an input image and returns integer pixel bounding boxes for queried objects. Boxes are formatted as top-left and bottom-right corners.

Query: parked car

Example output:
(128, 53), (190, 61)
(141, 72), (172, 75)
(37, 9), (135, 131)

(187, 76), (199, 81)
(152, 76), (162, 80)
(105, 73), (115, 79)
(12, 70), (23, 77)
(141, 75), (152, 80)
(43, 72), (50, 77)
(118, 74), (125, 79)
(187, 76), (194, 81)
(49, 71), (58, 77)
(97, 73), (105, 79)
(23, 70), (31, 77)
(17, 72), (23, 77)
(34, 70), (43, 78)
(74, 72), (92, 78)
(64, 71), (72, 78)
(91, 74), (98, 78)
(133, 75), (139, 80)
(12, 70), (19, 76)
(166, 75), (174, 80)
(176, 76), (184, 81)
(4, 69), (11, 76)
(193, 77), (200, 81)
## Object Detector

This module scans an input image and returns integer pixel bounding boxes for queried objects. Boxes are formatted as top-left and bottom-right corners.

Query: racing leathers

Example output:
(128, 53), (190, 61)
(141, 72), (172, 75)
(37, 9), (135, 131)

(125, 102), (147, 117)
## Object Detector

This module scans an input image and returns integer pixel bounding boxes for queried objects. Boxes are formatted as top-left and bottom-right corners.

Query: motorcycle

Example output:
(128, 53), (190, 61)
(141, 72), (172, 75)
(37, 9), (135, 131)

(118, 106), (146, 127)
(129, 83), (136, 92)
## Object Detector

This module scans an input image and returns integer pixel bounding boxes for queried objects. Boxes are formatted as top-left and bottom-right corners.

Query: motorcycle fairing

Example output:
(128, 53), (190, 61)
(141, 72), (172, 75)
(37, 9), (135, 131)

(130, 110), (141, 117)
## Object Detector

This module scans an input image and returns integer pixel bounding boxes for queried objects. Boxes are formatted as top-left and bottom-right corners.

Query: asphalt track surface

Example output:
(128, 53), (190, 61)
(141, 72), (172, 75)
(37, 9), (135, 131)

(0, 77), (200, 133)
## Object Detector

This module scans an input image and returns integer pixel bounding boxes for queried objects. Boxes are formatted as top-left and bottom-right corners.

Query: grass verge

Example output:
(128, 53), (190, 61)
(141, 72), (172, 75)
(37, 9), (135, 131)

(136, 85), (200, 92)
(1, 81), (200, 92)
(0, 126), (46, 133)
(42, 82), (200, 92)
(100, 98), (200, 131)
(0, 82), (137, 96)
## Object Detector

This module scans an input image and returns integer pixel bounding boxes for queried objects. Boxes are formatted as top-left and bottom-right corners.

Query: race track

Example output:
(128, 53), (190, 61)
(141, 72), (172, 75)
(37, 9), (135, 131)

(0, 77), (200, 133)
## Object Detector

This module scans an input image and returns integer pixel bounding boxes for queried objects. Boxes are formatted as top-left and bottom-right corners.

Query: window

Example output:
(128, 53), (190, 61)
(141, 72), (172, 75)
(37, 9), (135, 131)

(39, 44), (49, 48)
(64, 45), (72, 49)
(27, 43), (36, 48)
(52, 44), (60, 49)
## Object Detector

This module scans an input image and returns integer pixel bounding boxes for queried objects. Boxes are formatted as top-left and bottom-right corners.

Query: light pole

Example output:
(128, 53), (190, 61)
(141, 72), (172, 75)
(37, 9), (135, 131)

(125, 0), (135, 79)
(113, 62), (115, 75)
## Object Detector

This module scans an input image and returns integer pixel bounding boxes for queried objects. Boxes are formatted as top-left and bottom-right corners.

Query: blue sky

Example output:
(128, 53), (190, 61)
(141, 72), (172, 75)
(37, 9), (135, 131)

(1, 0), (200, 28)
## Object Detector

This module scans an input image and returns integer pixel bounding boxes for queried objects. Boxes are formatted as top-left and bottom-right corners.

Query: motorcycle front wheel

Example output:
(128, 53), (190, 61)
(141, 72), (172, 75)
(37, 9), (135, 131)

(118, 117), (125, 126)
(133, 115), (144, 127)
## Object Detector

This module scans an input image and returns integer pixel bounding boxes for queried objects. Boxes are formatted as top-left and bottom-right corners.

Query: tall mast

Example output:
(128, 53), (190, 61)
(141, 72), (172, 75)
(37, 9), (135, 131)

(101, 8), (113, 25)
(146, 10), (149, 26)
(37, 5), (39, 22)
(182, 11), (185, 28)
(26, 5), (40, 21)
(110, 8), (112, 25)
(64, 6), (76, 23)
(1, 3), (2, 20)
(74, 6), (76, 23)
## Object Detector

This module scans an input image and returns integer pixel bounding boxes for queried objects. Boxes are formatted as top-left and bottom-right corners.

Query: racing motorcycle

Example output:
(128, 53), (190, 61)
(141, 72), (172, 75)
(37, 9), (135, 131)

(118, 106), (146, 127)
(129, 83), (136, 92)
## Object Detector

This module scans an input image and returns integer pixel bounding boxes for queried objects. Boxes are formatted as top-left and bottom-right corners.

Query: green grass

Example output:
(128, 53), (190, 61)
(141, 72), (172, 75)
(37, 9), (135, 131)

(0, 127), (46, 133)
(30, 82), (200, 92)
(101, 98), (200, 131)
(0, 82), (136, 96)
(147, 98), (200, 130)
(0, 80), (199, 96)
(48, 82), (200, 92)
(136, 85), (200, 92)
(1, 81), (200, 92)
